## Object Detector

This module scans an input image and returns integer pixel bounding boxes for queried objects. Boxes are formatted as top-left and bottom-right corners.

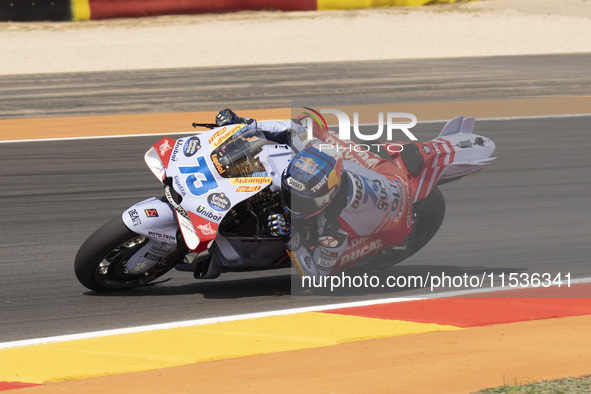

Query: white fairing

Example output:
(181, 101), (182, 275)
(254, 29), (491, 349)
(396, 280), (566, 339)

(166, 129), (289, 248)
(437, 116), (496, 182)
(255, 144), (292, 192)
(122, 197), (178, 243)
(145, 147), (167, 182)
(121, 197), (178, 274)
(134, 127), (295, 278)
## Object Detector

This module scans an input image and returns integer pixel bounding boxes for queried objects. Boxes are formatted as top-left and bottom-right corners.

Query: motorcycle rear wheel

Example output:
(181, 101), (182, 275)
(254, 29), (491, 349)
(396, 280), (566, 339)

(401, 185), (446, 262)
(74, 216), (181, 292)
(353, 186), (446, 272)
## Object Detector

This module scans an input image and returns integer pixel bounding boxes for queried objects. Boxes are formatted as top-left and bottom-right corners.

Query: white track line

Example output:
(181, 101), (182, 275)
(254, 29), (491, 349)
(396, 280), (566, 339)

(1, 113), (590, 144)
(353, 113), (591, 126)
(1, 276), (590, 350)
(0, 130), (200, 144)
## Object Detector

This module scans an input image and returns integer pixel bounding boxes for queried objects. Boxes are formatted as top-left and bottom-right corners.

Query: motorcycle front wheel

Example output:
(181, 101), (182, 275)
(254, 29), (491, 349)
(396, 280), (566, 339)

(74, 216), (183, 292)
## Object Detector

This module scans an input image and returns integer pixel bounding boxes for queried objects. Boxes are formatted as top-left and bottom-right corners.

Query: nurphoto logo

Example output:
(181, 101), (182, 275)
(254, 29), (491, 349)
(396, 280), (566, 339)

(302, 107), (418, 142)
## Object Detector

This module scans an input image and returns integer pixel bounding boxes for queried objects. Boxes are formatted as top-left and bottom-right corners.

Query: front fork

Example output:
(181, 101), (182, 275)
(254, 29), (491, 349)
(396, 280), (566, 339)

(121, 197), (180, 274)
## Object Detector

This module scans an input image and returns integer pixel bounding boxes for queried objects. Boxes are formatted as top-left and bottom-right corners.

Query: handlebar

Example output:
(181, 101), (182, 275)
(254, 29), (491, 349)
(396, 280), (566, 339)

(192, 122), (218, 129)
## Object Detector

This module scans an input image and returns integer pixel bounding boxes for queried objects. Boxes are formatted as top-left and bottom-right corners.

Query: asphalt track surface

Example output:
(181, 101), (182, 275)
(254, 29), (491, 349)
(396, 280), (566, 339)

(1, 53), (591, 119)
(1, 53), (590, 343)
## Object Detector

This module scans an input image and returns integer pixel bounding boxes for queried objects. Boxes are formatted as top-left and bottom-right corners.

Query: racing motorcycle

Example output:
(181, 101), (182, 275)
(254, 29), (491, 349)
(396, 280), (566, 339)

(74, 116), (495, 292)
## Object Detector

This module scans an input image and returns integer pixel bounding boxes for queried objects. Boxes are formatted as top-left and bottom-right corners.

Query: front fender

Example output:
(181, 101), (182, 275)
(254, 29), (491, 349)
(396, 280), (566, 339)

(121, 197), (178, 247)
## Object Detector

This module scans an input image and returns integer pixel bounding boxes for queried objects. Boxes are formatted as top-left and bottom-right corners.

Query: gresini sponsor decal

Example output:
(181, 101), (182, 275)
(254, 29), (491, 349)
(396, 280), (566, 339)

(183, 137), (201, 157)
(159, 139), (172, 155)
(195, 205), (223, 222)
(170, 140), (183, 162)
(211, 153), (226, 175)
(207, 192), (231, 211)
(144, 252), (162, 261)
(128, 209), (141, 226)
(235, 185), (263, 193)
(208, 124), (244, 149)
(179, 216), (198, 237)
(207, 127), (227, 144)
(230, 177), (272, 185)
(196, 222), (216, 236)
(173, 176), (187, 196)
(150, 245), (171, 254)
(144, 208), (159, 217)
(165, 187), (188, 216)
(148, 231), (176, 242)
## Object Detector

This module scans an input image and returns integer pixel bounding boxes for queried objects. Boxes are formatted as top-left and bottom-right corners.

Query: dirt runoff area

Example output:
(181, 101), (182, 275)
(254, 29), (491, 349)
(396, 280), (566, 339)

(0, 0), (590, 75)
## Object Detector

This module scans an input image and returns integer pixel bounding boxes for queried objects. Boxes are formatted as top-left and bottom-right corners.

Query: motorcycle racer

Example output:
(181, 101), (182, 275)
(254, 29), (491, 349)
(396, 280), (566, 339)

(215, 109), (413, 278)
(73, 109), (493, 292)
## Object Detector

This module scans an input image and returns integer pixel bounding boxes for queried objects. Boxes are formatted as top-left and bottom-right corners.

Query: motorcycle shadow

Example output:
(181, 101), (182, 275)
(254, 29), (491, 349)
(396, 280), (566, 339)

(84, 271), (293, 299)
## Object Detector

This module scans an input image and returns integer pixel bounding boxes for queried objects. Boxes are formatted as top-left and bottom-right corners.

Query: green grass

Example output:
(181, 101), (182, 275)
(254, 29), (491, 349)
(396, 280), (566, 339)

(474, 376), (591, 394)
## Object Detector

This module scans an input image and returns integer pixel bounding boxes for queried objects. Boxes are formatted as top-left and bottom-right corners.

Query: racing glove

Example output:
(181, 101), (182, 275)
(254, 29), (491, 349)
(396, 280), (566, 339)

(215, 109), (241, 127)
(268, 213), (291, 243)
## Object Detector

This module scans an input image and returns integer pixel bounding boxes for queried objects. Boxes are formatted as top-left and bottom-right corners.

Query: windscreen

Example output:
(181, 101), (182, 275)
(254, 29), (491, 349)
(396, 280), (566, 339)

(210, 129), (270, 178)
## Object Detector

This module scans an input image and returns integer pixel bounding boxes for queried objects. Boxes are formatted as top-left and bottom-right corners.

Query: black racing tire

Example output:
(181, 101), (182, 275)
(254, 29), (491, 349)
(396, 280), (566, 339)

(401, 185), (446, 262)
(74, 216), (181, 292)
